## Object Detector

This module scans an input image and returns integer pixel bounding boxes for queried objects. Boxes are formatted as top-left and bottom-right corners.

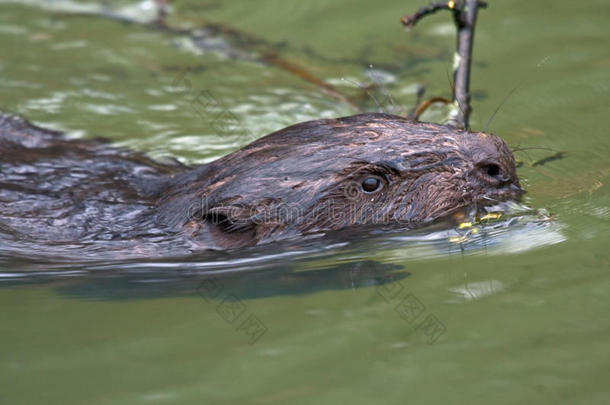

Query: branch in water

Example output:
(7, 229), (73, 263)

(402, 0), (487, 129)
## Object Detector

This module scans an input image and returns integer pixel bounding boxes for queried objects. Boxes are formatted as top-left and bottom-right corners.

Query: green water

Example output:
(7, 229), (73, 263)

(1, 1), (609, 404)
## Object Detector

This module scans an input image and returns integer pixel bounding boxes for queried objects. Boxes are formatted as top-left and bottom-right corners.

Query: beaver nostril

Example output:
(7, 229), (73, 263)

(485, 163), (500, 177)
(477, 162), (511, 185)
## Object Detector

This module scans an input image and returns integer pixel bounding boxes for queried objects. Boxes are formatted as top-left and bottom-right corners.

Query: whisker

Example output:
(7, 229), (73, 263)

(341, 77), (384, 112)
(367, 67), (397, 113)
(512, 146), (563, 167)
(482, 195), (502, 203)
(482, 84), (520, 133)
(512, 146), (556, 153)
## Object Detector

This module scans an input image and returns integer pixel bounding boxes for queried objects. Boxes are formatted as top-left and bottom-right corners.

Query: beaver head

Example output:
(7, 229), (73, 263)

(156, 113), (522, 250)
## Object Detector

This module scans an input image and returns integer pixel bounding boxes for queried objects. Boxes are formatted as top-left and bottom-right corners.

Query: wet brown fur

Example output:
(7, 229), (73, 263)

(0, 112), (522, 255)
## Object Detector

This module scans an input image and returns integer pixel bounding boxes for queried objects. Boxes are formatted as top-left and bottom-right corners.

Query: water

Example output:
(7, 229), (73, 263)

(1, 0), (609, 403)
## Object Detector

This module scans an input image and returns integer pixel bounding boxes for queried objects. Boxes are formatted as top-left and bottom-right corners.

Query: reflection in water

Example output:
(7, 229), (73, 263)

(2, 259), (408, 301)
(188, 260), (408, 301)
(449, 280), (505, 301)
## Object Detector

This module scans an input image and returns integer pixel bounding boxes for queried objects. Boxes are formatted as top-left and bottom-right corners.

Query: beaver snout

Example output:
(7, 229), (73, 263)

(473, 159), (521, 194)
(470, 155), (523, 204)
(457, 130), (522, 201)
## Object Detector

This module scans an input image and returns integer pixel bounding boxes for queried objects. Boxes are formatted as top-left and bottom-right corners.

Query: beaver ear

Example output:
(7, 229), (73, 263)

(190, 198), (281, 249)
(206, 205), (258, 233)
(192, 204), (256, 249)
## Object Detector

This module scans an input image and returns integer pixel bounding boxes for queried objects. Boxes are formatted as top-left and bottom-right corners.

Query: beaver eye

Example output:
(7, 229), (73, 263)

(361, 176), (382, 193)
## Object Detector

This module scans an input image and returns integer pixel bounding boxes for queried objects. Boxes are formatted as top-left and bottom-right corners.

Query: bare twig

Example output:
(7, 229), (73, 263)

(402, 0), (487, 129)
(408, 96), (451, 121)
(400, 2), (452, 28)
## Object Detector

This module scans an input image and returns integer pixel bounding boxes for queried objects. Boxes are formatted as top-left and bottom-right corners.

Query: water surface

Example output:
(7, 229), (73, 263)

(1, 1), (609, 404)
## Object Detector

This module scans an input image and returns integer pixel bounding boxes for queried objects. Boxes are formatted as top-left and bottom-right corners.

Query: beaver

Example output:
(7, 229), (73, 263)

(0, 112), (522, 257)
